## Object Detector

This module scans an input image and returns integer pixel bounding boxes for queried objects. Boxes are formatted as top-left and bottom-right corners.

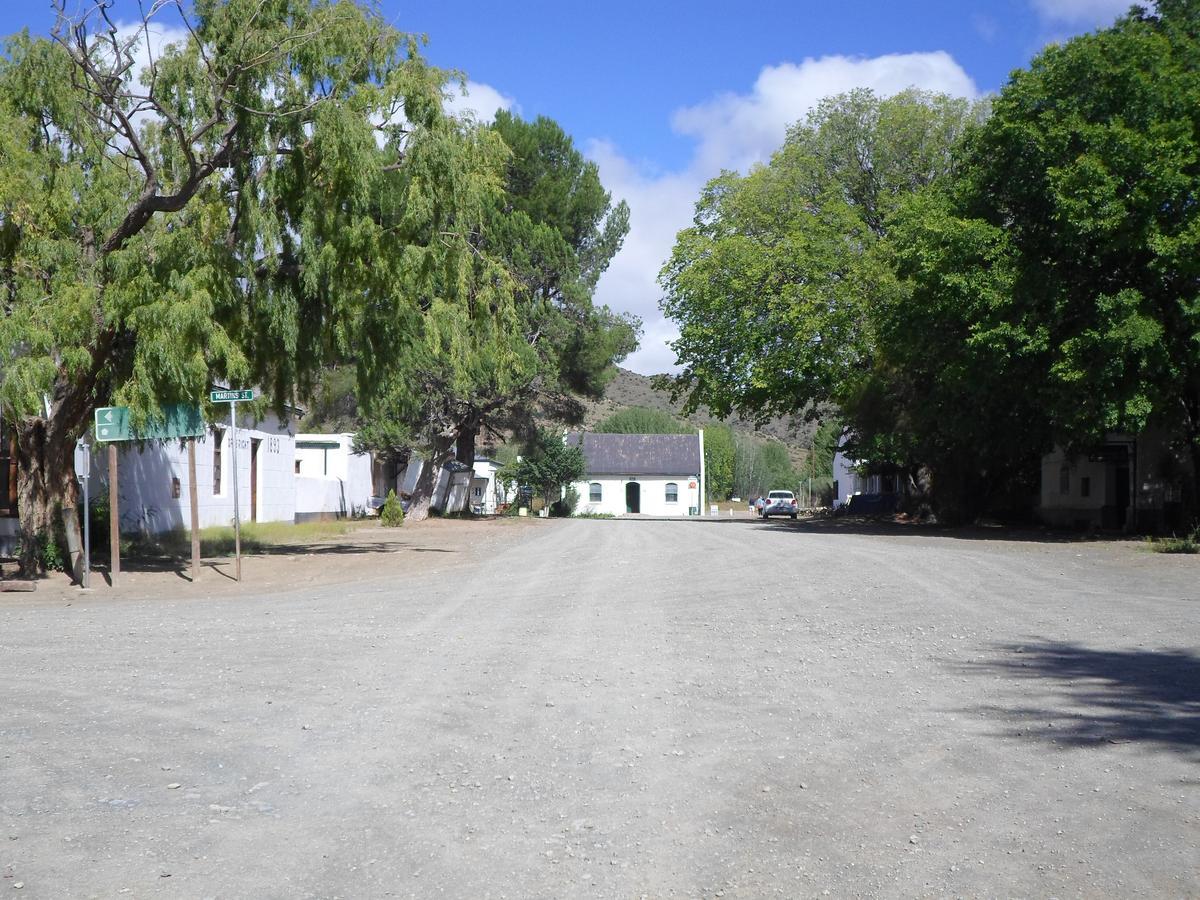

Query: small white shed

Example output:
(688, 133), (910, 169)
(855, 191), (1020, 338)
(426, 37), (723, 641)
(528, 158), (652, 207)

(294, 433), (376, 522)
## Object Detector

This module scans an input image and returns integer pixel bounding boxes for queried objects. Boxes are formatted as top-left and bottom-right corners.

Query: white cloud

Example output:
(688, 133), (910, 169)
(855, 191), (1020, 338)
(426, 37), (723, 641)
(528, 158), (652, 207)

(444, 80), (516, 123)
(590, 52), (979, 375)
(1029, 0), (1141, 25)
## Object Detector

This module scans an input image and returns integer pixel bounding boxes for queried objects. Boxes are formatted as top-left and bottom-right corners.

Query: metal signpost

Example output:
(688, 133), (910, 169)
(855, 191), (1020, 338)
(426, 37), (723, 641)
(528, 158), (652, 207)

(74, 439), (91, 589)
(210, 390), (255, 581)
(94, 403), (205, 582)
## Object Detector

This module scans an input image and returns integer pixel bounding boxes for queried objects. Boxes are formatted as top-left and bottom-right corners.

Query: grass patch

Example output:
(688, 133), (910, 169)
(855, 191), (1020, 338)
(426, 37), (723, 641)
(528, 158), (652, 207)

(574, 512), (616, 519)
(124, 519), (366, 559)
(1146, 532), (1200, 554)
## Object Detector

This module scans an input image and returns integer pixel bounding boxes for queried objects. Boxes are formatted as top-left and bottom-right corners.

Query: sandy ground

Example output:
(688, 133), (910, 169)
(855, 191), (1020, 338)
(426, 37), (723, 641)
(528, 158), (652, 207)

(1, 517), (1197, 898)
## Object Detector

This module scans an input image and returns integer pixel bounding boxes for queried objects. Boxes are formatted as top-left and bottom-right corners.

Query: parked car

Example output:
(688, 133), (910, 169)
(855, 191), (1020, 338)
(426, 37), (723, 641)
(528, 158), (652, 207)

(760, 490), (798, 519)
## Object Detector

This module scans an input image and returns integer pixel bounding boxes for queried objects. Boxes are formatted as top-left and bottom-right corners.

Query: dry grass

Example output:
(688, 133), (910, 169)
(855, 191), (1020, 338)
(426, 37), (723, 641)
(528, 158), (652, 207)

(124, 519), (372, 559)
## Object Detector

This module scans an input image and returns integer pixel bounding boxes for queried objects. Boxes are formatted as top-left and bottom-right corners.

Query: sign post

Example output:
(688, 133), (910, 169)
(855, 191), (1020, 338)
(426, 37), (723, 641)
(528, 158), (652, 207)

(187, 438), (201, 582)
(94, 403), (206, 583)
(210, 390), (255, 581)
(74, 440), (91, 589)
(109, 444), (120, 580)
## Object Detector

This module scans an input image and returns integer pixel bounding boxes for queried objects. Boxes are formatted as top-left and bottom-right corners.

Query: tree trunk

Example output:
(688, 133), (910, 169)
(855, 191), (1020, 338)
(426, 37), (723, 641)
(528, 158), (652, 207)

(455, 426), (477, 466)
(14, 414), (85, 580)
(405, 435), (455, 523)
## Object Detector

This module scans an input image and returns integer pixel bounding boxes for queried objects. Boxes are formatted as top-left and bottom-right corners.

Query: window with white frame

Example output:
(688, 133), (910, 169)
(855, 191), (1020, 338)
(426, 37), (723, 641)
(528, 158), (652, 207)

(665, 482), (679, 503)
(589, 482), (602, 502)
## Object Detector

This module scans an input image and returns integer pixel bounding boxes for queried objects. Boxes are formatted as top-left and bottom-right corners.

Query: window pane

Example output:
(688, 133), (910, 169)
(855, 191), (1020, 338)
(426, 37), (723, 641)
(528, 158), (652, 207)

(666, 482), (678, 503)
(589, 482), (602, 502)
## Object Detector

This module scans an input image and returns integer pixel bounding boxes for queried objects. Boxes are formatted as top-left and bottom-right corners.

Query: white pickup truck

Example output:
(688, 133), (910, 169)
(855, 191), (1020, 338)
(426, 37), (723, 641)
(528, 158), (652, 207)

(759, 490), (798, 520)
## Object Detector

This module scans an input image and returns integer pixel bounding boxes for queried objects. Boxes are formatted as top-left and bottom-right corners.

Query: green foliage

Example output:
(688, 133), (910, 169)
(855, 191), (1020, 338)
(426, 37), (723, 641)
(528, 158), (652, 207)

(661, 88), (986, 424)
(550, 485), (579, 518)
(663, 10), (1200, 522)
(379, 490), (405, 527)
(360, 109), (639, 477)
(0, 0), (533, 560)
(860, 3), (1200, 518)
(703, 424), (735, 501)
(732, 433), (799, 498)
(499, 429), (586, 507)
(1147, 522), (1200, 554)
(25, 530), (64, 574)
(573, 511), (615, 519)
(595, 406), (690, 434)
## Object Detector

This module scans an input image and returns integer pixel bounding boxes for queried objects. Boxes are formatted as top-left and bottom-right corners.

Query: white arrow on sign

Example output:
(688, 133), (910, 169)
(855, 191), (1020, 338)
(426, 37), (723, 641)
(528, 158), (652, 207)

(104, 410), (113, 423)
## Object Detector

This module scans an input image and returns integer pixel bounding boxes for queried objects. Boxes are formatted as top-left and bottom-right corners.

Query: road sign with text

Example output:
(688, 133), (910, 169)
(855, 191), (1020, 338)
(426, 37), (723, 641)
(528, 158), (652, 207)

(94, 404), (205, 442)
(210, 389), (255, 403)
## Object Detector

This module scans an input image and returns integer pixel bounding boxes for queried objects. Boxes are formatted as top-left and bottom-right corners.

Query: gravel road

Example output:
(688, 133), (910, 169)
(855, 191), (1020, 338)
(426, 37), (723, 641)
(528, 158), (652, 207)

(2, 518), (1198, 898)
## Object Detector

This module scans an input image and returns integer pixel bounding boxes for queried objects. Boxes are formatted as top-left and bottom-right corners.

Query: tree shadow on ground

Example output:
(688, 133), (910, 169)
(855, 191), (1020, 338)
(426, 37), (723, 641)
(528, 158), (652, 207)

(596, 514), (1130, 543)
(955, 640), (1200, 757)
(748, 516), (1136, 544)
(94, 541), (453, 581)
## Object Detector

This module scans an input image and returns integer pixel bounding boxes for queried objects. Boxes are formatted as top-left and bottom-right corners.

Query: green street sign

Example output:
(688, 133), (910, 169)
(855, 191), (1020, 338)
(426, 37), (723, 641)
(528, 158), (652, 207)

(94, 404), (205, 442)
(210, 389), (255, 403)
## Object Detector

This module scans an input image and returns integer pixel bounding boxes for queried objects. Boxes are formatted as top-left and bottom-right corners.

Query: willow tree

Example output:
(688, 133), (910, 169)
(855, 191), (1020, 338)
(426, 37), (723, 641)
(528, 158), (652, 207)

(356, 110), (637, 521)
(0, 0), (513, 573)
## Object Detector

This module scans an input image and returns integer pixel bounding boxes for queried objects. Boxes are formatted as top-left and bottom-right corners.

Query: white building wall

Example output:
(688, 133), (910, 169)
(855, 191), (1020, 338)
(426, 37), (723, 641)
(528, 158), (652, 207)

(573, 475), (700, 517)
(294, 433), (376, 520)
(92, 413), (296, 535)
(832, 450), (869, 506)
(469, 459), (501, 514)
(1039, 446), (1111, 526)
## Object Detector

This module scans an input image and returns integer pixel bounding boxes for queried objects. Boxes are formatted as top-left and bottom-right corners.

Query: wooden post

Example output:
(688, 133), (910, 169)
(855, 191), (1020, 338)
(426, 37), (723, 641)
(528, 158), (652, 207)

(187, 437), (201, 582)
(108, 443), (120, 579)
(230, 402), (241, 582)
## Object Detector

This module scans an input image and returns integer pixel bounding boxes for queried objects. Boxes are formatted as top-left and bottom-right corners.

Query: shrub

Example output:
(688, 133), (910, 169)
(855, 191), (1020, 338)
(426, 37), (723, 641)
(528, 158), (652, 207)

(1147, 528), (1200, 554)
(550, 486), (579, 518)
(20, 530), (65, 573)
(379, 490), (405, 527)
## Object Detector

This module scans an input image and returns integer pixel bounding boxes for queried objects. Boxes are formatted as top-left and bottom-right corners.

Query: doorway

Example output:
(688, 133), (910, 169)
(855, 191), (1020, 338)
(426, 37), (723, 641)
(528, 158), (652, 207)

(625, 481), (640, 514)
(250, 438), (261, 523)
(1114, 464), (1130, 529)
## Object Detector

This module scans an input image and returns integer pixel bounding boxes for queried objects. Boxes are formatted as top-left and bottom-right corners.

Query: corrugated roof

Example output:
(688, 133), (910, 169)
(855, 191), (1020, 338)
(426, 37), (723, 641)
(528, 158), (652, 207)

(567, 432), (702, 477)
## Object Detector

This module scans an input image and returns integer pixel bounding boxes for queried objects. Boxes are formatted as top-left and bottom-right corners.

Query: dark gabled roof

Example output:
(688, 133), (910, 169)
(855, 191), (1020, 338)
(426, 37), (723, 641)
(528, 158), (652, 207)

(566, 432), (702, 477)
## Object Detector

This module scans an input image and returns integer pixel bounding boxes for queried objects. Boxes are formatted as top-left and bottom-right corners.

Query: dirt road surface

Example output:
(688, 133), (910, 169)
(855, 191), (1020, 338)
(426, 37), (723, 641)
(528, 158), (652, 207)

(2, 518), (1198, 898)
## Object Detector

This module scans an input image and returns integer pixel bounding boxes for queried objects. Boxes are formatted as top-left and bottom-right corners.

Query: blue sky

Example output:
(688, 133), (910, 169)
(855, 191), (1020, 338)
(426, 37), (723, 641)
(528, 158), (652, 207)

(0, 0), (1137, 372)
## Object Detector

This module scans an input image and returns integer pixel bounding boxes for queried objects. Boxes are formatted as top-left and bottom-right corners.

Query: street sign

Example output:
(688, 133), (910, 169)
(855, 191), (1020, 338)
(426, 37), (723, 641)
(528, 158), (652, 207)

(94, 404), (205, 442)
(73, 441), (91, 479)
(208, 388), (254, 581)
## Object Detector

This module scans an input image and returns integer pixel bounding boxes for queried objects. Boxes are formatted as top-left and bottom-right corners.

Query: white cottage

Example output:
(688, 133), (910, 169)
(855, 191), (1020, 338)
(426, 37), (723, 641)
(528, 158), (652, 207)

(468, 456), (512, 515)
(1039, 428), (1191, 533)
(568, 432), (705, 517)
(91, 411), (297, 536)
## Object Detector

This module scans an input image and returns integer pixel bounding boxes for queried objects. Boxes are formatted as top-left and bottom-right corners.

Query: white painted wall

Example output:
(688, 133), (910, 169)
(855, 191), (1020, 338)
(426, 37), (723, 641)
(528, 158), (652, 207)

(832, 450), (869, 506)
(92, 412), (296, 535)
(468, 458), (511, 514)
(294, 433), (375, 520)
(573, 475), (700, 517)
(0, 518), (17, 557)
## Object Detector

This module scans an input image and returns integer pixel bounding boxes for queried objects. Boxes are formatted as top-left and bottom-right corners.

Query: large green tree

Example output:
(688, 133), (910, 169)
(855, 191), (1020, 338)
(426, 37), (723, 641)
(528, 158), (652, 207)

(0, 0), (513, 572)
(357, 110), (637, 521)
(866, 1), (1200, 519)
(660, 88), (986, 425)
